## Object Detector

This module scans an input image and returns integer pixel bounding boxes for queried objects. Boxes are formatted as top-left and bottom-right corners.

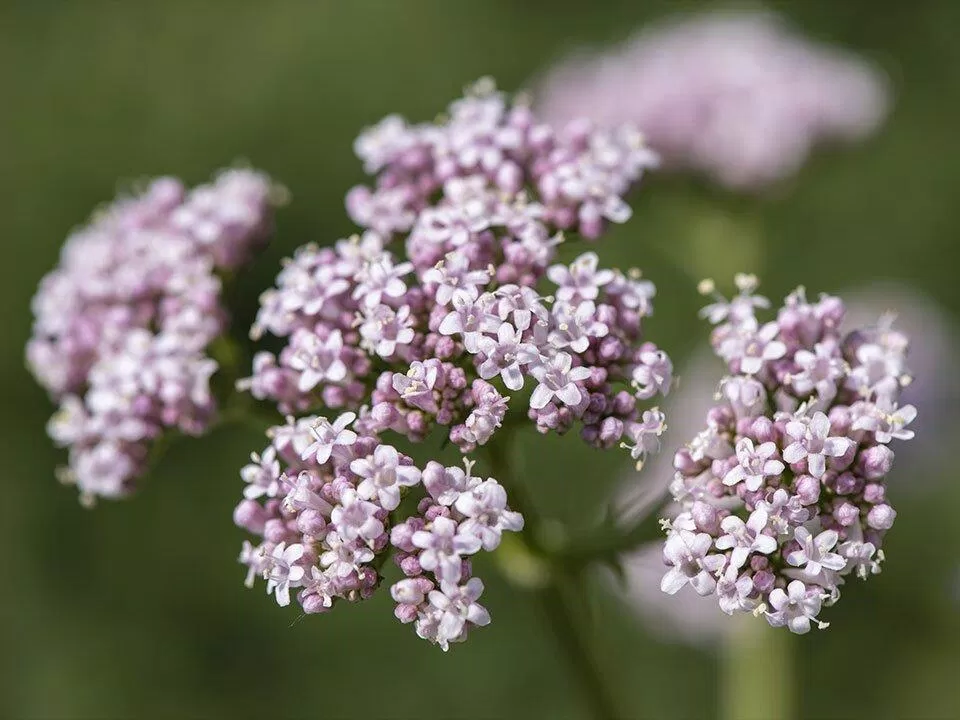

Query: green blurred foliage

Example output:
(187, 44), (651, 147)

(1, 1), (959, 718)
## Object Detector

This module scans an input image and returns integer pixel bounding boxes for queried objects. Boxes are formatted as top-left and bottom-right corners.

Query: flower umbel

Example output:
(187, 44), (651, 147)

(659, 277), (914, 633)
(236, 80), (670, 649)
(534, 10), (889, 191)
(30, 169), (280, 501)
(235, 414), (523, 652)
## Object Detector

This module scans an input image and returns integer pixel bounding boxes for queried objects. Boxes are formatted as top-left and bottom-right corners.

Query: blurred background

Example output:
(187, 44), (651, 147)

(2, 1), (959, 717)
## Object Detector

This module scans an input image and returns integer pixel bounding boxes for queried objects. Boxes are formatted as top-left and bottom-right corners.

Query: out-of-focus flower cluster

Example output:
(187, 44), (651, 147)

(237, 80), (671, 648)
(660, 275), (915, 633)
(27, 170), (279, 502)
(235, 412), (523, 651)
(535, 10), (889, 191)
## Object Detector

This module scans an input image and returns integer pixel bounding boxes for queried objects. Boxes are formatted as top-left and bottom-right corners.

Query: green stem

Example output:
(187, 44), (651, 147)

(217, 394), (281, 432)
(538, 577), (620, 720)
(484, 439), (621, 720)
(557, 512), (664, 572)
(483, 439), (541, 546)
(721, 615), (794, 720)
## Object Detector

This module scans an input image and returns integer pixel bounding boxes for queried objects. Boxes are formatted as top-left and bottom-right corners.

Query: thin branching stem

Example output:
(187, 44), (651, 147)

(484, 439), (622, 720)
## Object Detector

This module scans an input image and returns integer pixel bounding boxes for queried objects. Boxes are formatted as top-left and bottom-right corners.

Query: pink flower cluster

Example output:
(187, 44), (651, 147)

(660, 275), (915, 633)
(243, 80), (669, 456)
(236, 80), (671, 647)
(28, 169), (279, 502)
(535, 10), (889, 191)
(235, 412), (523, 651)
(347, 76), (658, 240)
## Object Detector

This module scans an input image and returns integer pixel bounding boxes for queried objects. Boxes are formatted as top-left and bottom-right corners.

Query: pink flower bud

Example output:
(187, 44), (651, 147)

(233, 500), (268, 533)
(691, 501), (720, 534)
(867, 503), (897, 530)
(833, 502), (860, 527)
(858, 444), (894, 479)
(795, 474), (821, 505)
(863, 483), (886, 504)
(399, 555), (422, 577)
(394, 603), (418, 624)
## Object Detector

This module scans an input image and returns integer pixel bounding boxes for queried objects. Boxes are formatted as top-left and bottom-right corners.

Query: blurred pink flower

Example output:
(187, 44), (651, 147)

(534, 10), (890, 191)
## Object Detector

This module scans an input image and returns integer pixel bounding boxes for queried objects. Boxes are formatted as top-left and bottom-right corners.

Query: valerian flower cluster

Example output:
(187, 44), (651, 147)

(660, 275), (915, 633)
(27, 170), (279, 502)
(235, 414), (523, 651)
(235, 80), (672, 649)
(25, 72), (916, 657)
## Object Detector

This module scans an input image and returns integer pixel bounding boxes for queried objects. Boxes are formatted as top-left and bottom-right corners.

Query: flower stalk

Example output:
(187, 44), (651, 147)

(485, 435), (622, 720)
(722, 614), (794, 720)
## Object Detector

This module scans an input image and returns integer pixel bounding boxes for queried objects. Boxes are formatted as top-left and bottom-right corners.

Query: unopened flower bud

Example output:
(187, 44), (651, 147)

(867, 503), (897, 530)
(858, 444), (894, 479)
